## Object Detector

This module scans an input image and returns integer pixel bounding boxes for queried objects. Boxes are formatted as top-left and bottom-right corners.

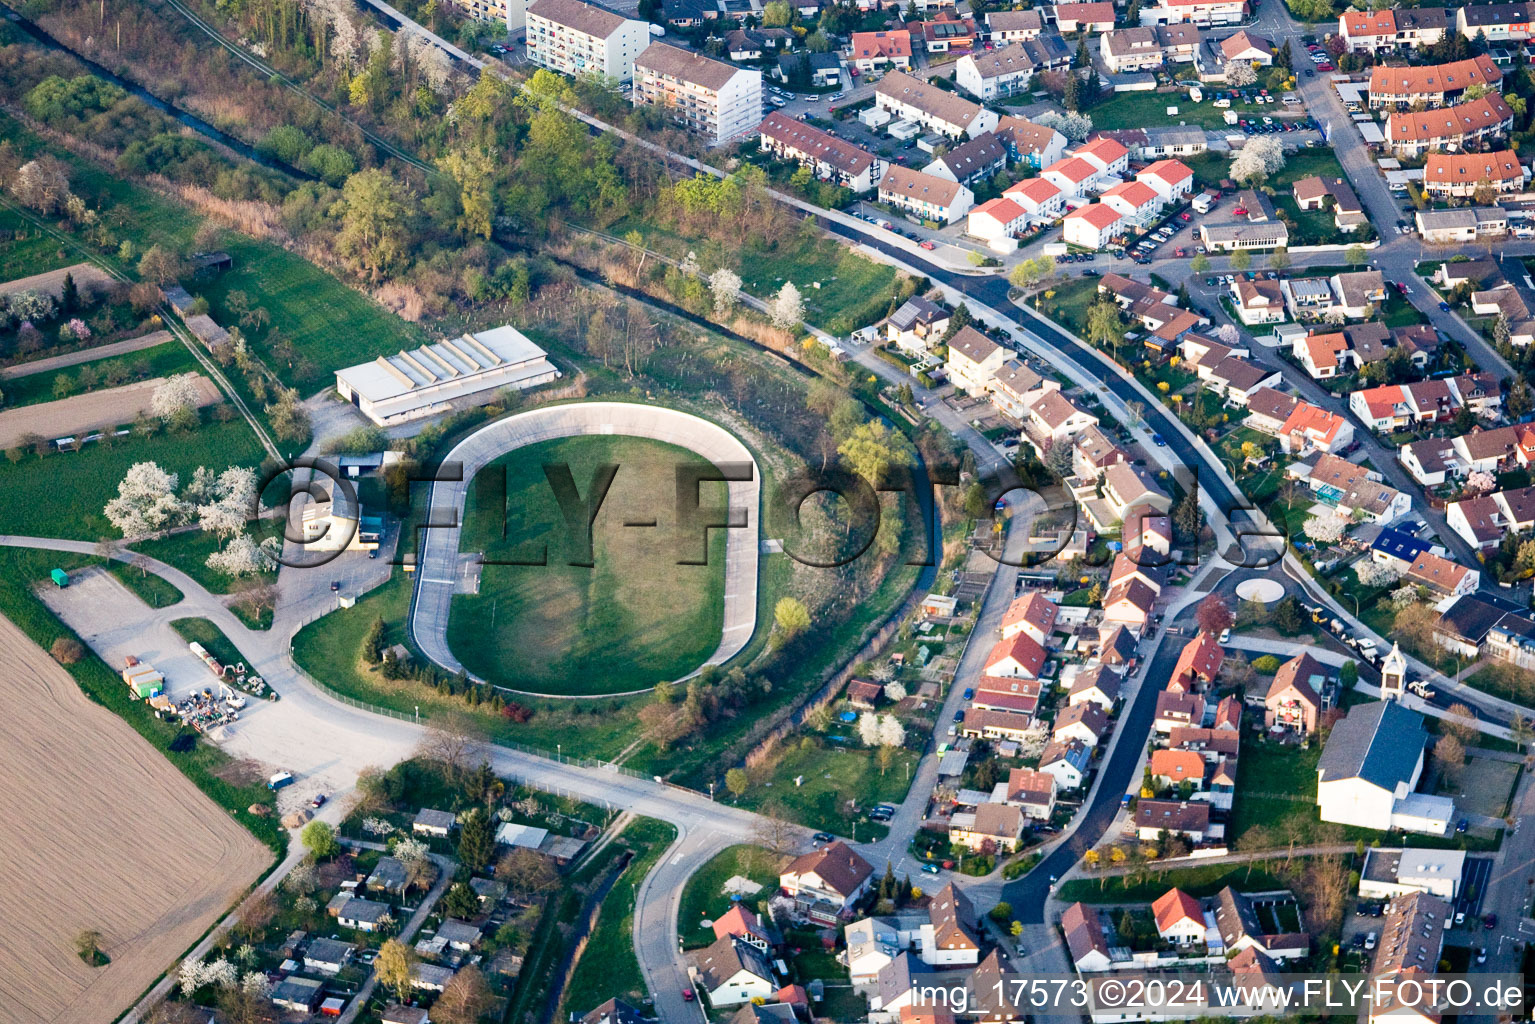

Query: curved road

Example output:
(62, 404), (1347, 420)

(409, 401), (762, 691)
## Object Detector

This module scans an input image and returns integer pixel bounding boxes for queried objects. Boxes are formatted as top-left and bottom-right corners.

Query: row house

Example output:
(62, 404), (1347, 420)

(1348, 378), (1458, 433)
(995, 116), (1069, 168)
(1006, 175), (1067, 222)
(1052, 1), (1116, 32)
(632, 43), (763, 145)
(1062, 204), (1122, 249)
(874, 71), (1000, 138)
(1101, 180), (1163, 229)
(1338, 7), (1450, 52)
(758, 111), (885, 193)
(987, 8), (1046, 42)
(1099, 23), (1201, 71)
(1457, 1), (1535, 42)
(1100, 26), (1166, 71)
(1291, 451), (1413, 523)
(956, 43), (1037, 100)
(1138, 158), (1194, 203)
(924, 131), (1008, 185)
(967, 196), (1031, 244)
(913, 11), (979, 53)
(1367, 55), (1503, 110)
(1383, 93), (1514, 158)
(849, 29), (913, 71)
(1143, 0), (1247, 28)
(1043, 155), (1107, 202)
(1422, 149), (1528, 199)
(877, 164), (975, 224)
(524, 0), (650, 82)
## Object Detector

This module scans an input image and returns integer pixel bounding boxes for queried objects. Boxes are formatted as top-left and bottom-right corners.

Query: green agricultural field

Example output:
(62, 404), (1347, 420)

(0, 207), (74, 280)
(448, 434), (729, 695)
(0, 417), (267, 540)
(0, 340), (199, 409)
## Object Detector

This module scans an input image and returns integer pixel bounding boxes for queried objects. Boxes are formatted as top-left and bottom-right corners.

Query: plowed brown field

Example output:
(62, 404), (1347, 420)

(0, 613), (269, 1024)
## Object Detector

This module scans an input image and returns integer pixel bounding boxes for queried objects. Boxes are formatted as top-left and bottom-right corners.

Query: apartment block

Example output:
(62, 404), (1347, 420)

(525, 0), (650, 81)
(633, 42), (764, 144)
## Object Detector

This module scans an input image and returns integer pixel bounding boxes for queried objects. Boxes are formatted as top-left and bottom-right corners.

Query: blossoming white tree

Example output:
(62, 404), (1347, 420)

(771, 282), (803, 329)
(1302, 508), (1349, 544)
(104, 462), (189, 537)
(710, 267), (742, 316)
(150, 372), (203, 420)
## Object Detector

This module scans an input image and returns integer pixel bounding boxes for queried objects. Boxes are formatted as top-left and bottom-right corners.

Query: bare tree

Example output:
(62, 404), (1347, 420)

(750, 800), (800, 858)
(415, 709), (488, 787)
(232, 889), (276, 942)
(432, 965), (493, 1024)
(495, 847), (559, 898)
(1442, 703), (1478, 746)
(1294, 854), (1349, 933)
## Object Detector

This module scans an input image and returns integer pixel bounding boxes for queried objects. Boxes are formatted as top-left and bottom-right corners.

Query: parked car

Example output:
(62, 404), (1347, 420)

(812, 831), (836, 843)
(1439, 301), (1452, 312)
(953, 709), (965, 722)
(922, 863), (941, 874)
(1484, 913), (1498, 930)
(1365, 932), (1377, 950)
(963, 687), (975, 700)
(1477, 948), (1487, 964)
(919, 240), (935, 250)
(1151, 433), (1166, 446)
(311, 793), (327, 808)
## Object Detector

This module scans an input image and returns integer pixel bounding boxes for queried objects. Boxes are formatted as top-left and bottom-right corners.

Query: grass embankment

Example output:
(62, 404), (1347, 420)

(560, 817), (679, 1014)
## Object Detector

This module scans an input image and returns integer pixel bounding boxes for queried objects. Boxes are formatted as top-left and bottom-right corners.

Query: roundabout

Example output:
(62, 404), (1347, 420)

(1235, 577), (1286, 605)
(410, 402), (761, 696)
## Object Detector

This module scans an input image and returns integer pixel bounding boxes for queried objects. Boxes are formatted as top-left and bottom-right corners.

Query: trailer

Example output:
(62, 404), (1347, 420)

(50, 568), (70, 587)
(268, 771), (294, 791)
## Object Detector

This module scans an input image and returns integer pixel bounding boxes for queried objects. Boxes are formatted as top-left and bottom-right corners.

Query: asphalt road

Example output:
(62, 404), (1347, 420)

(1003, 631), (1178, 922)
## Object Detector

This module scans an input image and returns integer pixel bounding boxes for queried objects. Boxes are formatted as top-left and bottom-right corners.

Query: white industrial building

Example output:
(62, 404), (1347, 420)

(334, 325), (560, 427)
